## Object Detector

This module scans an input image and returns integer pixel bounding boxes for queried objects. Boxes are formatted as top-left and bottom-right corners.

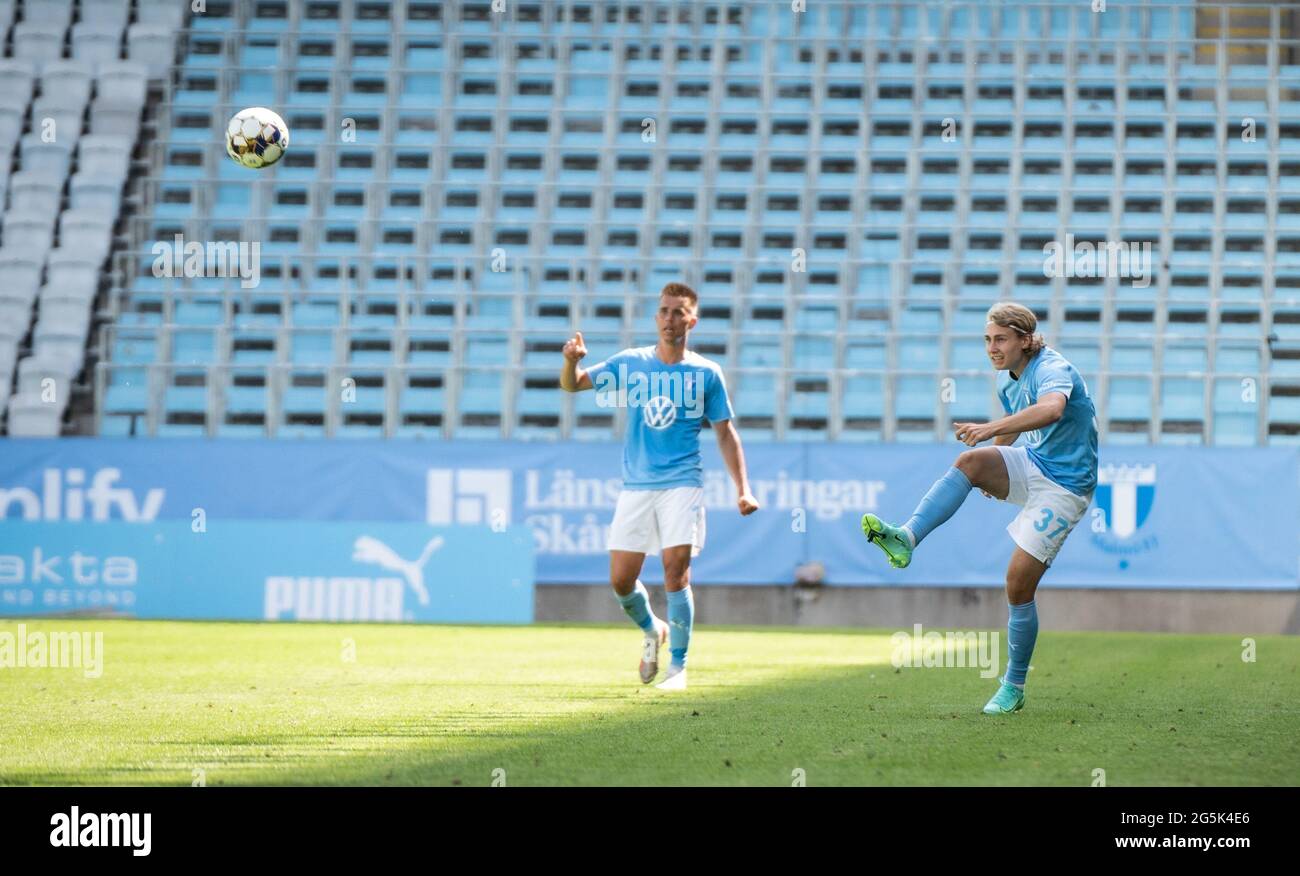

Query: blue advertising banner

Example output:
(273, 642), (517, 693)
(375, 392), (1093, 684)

(0, 520), (535, 623)
(0, 438), (1295, 590)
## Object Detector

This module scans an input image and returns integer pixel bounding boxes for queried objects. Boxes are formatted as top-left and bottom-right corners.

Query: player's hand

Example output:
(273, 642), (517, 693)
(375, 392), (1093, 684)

(562, 330), (587, 362)
(953, 421), (996, 446)
(737, 493), (759, 516)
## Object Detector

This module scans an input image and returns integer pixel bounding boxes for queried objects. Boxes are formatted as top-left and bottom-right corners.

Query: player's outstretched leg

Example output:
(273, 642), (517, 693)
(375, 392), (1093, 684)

(611, 552), (667, 683)
(862, 450), (1007, 569)
(657, 546), (694, 690)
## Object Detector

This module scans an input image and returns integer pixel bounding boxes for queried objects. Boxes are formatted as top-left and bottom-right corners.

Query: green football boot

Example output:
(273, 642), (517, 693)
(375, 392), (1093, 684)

(861, 513), (914, 569)
(982, 677), (1026, 715)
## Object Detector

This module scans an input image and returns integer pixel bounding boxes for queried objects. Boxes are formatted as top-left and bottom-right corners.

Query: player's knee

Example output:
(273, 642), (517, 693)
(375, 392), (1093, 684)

(609, 570), (639, 595)
(1005, 571), (1038, 603)
(663, 565), (690, 590)
(954, 450), (982, 480)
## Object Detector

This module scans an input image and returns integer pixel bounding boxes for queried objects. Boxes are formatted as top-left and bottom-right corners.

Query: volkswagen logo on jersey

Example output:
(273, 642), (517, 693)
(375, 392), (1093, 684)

(643, 395), (677, 429)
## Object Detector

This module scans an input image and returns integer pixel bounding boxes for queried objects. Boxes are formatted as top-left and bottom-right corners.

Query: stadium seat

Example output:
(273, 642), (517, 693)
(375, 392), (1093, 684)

(127, 25), (177, 77)
(13, 24), (65, 70)
(6, 392), (62, 436)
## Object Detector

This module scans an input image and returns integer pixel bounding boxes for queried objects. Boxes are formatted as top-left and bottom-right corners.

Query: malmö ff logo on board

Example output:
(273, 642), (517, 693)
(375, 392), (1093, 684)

(1092, 463), (1158, 561)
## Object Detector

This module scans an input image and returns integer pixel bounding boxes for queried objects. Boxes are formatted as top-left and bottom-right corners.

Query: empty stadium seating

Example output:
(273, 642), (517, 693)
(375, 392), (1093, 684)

(1, 0), (1297, 445)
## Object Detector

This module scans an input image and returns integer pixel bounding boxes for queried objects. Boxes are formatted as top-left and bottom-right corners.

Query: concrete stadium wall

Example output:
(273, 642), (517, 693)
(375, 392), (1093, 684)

(537, 585), (1300, 636)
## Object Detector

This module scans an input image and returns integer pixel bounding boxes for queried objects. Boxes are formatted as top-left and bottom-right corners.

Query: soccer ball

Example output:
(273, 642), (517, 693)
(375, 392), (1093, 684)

(225, 107), (289, 169)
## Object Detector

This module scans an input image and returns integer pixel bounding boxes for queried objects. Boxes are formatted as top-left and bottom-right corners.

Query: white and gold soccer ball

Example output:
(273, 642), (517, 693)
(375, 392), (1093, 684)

(225, 106), (290, 169)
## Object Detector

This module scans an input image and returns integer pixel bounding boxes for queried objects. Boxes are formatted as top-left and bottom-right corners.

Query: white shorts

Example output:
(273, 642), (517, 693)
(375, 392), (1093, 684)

(994, 445), (1092, 567)
(607, 486), (706, 557)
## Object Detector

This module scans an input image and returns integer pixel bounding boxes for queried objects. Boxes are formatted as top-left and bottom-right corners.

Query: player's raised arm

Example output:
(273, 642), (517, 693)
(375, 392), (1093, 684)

(560, 330), (593, 392)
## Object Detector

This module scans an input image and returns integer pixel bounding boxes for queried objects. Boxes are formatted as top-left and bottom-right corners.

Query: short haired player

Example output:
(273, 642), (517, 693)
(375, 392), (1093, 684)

(561, 283), (760, 690)
(861, 302), (1099, 714)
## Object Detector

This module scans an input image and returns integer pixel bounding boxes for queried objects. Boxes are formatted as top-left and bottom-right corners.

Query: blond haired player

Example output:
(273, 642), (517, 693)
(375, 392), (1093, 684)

(862, 302), (1098, 714)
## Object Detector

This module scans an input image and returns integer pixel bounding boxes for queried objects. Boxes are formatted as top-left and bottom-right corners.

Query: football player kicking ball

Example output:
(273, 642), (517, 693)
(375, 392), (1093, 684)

(560, 282), (759, 690)
(861, 302), (1098, 715)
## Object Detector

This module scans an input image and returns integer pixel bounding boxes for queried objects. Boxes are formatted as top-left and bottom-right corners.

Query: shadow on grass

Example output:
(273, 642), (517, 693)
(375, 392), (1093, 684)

(194, 650), (1297, 787)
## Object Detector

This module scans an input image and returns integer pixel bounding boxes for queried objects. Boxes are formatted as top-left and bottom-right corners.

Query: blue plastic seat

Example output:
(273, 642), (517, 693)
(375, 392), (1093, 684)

(1160, 377), (1204, 421)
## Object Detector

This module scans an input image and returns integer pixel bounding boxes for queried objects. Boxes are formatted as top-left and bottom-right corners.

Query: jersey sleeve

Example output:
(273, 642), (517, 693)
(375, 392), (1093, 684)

(584, 349), (631, 392)
(1033, 359), (1074, 400)
(705, 367), (735, 422)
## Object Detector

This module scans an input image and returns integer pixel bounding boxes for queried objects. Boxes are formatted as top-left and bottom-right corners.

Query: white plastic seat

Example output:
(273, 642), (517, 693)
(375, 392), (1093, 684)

(32, 324), (86, 372)
(0, 106), (24, 155)
(79, 0), (129, 28)
(57, 210), (114, 264)
(69, 173), (122, 214)
(72, 23), (124, 69)
(89, 105), (140, 136)
(24, 0), (73, 29)
(126, 25), (175, 77)
(135, 0), (185, 30)
(36, 297), (92, 339)
(39, 59), (94, 108)
(6, 171), (62, 215)
(16, 354), (77, 400)
(0, 330), (20, 377)
(13, 24), (66, 70)
(0, 250), (45, 303)
(5, 392), (64, 436)
(2, 217), (55, 255)
(30, 100), (85, 141)
(0, 296), (33, 333)
(76, 135), (131, 178)
(41, 256), (96, 300)
(0, 59), (37, 103)
(19, 135), (73, 178)
(43, 248), (99, 300)
(95, 61), (148, 108)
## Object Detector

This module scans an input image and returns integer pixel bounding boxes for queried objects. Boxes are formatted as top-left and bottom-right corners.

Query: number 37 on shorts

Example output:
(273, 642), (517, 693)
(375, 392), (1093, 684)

(1033, 507), (1072, 540)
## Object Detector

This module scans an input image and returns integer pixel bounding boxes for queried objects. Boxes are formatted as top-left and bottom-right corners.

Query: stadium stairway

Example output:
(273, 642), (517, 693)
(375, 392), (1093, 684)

(0, 0), (186, 436)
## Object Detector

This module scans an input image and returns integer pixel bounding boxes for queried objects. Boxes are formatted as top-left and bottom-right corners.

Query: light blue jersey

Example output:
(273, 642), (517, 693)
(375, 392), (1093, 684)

(997, 346), (1099, 496)
(585, 346), (734, 490)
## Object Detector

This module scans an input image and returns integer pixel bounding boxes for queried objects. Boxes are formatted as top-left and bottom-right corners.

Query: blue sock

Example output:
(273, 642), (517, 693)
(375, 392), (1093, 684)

(667, 586), (694, 669)
(616, 579), (655, 634)
(903, 466), (973, 546)
(1005, 600), (1039, 688)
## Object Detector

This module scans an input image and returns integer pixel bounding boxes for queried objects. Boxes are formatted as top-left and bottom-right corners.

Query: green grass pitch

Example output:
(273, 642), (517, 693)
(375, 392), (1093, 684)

(1, 619), (1297, 786)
